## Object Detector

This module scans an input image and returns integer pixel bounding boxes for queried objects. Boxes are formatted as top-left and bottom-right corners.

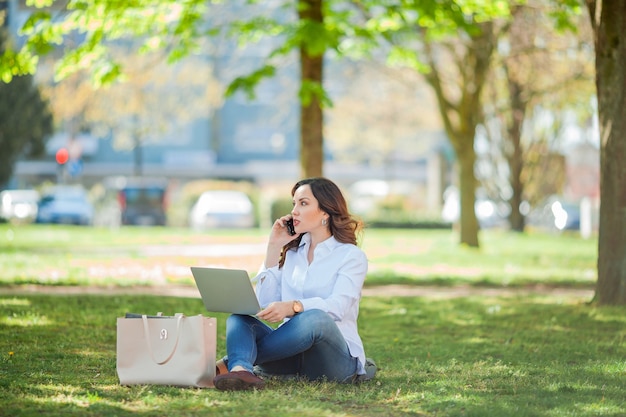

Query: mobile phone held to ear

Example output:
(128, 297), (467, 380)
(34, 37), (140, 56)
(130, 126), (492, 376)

(286, 219), (296, 236)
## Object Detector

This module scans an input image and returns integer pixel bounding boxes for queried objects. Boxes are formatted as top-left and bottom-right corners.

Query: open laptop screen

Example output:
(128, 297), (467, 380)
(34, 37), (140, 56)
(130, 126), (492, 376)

(190, 267), (261, 315)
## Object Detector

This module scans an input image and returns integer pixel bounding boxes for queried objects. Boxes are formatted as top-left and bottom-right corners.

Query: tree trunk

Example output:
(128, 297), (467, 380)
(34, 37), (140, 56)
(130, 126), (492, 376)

(506, 78), (526, 232)
(298, 0), (324, 179)
(587, 0), (626, 305)
(458, 145), (479, 246)
(422, 22), (495, 247)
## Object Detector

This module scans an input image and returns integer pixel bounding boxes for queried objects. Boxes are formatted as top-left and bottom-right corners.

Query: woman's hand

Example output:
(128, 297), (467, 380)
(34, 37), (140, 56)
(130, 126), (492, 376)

(270, 215), (298, 245)
(257, 301), (295, 323)
(263, 215), (298, 268)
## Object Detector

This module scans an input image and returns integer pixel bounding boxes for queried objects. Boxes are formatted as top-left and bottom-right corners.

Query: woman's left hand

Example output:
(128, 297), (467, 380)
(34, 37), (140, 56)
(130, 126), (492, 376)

(257, 301), (294, 323)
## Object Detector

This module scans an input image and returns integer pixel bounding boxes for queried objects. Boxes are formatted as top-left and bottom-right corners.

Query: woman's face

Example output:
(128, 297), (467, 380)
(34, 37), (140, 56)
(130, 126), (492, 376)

(291, 184), (327, 234)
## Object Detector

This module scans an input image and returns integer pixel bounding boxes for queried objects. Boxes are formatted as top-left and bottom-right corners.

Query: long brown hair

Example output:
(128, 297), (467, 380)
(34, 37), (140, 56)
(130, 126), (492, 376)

(278, 177), (363, 268)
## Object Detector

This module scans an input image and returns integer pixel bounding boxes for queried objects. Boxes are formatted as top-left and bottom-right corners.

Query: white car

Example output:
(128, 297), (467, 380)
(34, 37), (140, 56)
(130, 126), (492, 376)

(189, 190), (255, 229)
(0, 189), (40, 223)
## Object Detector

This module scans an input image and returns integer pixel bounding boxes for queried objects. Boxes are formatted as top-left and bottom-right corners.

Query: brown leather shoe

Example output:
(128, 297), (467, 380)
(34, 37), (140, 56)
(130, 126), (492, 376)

(214, 370), (266, 391)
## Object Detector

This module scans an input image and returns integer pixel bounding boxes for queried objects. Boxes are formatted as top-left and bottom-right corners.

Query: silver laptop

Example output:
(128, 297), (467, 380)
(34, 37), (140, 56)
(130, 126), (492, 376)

(190, 266), (261, 315)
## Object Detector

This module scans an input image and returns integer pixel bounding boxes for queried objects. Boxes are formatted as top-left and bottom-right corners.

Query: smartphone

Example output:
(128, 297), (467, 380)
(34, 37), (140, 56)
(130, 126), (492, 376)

(286, 219), (296, 236)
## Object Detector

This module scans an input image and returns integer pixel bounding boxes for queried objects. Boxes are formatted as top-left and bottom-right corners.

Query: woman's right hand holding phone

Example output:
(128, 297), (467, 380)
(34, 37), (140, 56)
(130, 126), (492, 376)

(264, 215), (298, 268)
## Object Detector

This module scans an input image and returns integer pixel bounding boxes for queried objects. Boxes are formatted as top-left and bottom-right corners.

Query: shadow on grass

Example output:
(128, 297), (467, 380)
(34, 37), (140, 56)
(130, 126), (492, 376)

(358, 296), (625, 416)
(365, 271), (596, 289)
(1, 294), (624, 417)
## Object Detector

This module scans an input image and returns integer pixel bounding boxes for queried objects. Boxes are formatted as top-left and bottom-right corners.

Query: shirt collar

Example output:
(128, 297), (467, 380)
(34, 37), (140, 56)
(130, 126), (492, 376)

(299, 233), (339, 251)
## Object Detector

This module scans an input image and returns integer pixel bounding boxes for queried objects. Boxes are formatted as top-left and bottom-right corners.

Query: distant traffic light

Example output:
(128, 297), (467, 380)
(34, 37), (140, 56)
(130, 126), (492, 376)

(55, 148), (69, 165)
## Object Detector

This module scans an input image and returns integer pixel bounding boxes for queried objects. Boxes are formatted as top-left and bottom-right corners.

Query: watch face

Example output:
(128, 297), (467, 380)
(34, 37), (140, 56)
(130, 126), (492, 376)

(294, 301), (303, 313)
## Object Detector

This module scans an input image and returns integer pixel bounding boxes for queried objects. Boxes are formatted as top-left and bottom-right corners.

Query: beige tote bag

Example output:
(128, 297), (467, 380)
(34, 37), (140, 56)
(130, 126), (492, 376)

(116, 313), (216, 388)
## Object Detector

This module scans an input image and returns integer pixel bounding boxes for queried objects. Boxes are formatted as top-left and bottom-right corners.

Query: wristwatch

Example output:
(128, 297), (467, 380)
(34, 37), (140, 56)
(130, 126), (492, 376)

(292, 300), (303, 314)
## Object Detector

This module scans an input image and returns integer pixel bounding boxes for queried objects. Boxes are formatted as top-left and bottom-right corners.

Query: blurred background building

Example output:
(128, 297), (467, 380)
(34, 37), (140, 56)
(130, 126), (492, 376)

(1, 0), (599, 232)
(4, 0), (444, 190)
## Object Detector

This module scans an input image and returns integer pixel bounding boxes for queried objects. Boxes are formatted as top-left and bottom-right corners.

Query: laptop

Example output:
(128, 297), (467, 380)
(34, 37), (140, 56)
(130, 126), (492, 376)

(190, 266), (261, 315)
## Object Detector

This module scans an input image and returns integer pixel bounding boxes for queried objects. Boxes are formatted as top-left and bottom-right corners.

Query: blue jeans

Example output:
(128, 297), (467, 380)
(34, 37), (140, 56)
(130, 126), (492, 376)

(224, 309), (360, 383)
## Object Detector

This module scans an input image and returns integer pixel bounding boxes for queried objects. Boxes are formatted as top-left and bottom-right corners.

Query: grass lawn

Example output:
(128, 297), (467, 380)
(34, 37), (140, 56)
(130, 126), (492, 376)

(0, 225), (598, 288)
(0, 224), (623, 416)
(1, 293), (624, 417)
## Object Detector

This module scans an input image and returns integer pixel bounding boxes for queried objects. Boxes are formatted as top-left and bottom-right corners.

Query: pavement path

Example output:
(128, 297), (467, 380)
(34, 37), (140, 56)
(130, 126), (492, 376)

(0, 284), (595, 301)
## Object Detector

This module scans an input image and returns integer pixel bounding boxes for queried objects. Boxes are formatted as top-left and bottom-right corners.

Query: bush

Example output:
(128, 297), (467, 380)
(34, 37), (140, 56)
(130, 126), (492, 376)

(268, 192), (451, 230)
(359, 195), (451, 229)
(270, 198), (293, 223)
(366, 218), (452, 229)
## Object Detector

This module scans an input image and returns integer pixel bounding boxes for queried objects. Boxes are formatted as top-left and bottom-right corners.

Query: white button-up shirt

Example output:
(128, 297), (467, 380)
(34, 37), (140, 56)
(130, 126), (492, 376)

(253, 233), (369, 374)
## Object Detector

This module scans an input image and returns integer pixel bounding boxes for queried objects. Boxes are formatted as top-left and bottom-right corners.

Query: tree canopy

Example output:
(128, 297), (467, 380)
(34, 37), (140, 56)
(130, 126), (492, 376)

(0, 29), (52, 187)
(3, 0), (624, 304)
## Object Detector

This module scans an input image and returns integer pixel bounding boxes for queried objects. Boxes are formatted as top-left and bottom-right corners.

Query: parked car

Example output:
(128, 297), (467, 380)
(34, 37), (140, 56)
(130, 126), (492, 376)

(527, 197), (581, 231)
(348, 179), (390, 215)
(189, 190), (255, 229)
(441, 186), (509, 229)
(94, 177), (168, 226)
(0, 189), (39, 224)
(36, 186), (94, 225)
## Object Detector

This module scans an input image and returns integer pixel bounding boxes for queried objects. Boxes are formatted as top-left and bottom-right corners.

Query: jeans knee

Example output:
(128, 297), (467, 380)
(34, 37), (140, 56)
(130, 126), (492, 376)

(297, 309), (335, 332)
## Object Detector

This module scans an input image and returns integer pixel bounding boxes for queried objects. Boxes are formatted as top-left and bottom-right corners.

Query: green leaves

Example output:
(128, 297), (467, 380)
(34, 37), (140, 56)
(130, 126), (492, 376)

(225, 64), (276, 99)
(300, 79), (332, 107)
(387, 45), (429, 73)
(298, 18), (338, 56)
(2, 0), (215, 84)
(547, 0), (584, 33)
(0, 30), (53, 185)
(25, 0), (55, 7)
(0, 0), (585, 106)
(0, 49), (38, 83)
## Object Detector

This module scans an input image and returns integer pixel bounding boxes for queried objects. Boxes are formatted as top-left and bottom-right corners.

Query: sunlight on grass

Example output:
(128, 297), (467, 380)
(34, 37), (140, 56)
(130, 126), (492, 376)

(47, 392), (93, 409)
(0, 293), (620, 417)
(591, 360), (626, 373)
(31, 385), (134, 414)
(0, 297), (31, 307)
(31, 383), (182, 413)
(2, 311), (51, 326)
(0, 225), (622, 417)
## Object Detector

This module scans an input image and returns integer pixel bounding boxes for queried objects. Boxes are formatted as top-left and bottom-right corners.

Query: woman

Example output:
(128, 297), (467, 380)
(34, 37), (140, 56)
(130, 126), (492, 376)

(213, 177), (375, 391)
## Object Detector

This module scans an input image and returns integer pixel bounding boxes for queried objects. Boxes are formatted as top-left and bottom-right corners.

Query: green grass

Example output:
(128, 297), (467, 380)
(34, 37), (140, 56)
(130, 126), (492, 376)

(0, 224), (622, 416)
(0, 225), (598, 288)
(1, 294), (624, 417)
(361, 229), (597, 288)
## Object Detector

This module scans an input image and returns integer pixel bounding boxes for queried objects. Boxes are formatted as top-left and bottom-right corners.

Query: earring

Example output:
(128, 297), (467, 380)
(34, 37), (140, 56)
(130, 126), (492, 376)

(322, 218), (328, 226)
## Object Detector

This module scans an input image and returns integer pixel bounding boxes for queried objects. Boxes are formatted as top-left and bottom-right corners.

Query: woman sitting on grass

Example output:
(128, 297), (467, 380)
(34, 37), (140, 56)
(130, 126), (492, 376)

(213, 177), (376, 391)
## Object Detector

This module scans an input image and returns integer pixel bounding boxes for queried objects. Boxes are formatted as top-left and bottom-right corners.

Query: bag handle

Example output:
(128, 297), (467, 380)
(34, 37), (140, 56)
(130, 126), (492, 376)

(141, 314), (184, 365)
